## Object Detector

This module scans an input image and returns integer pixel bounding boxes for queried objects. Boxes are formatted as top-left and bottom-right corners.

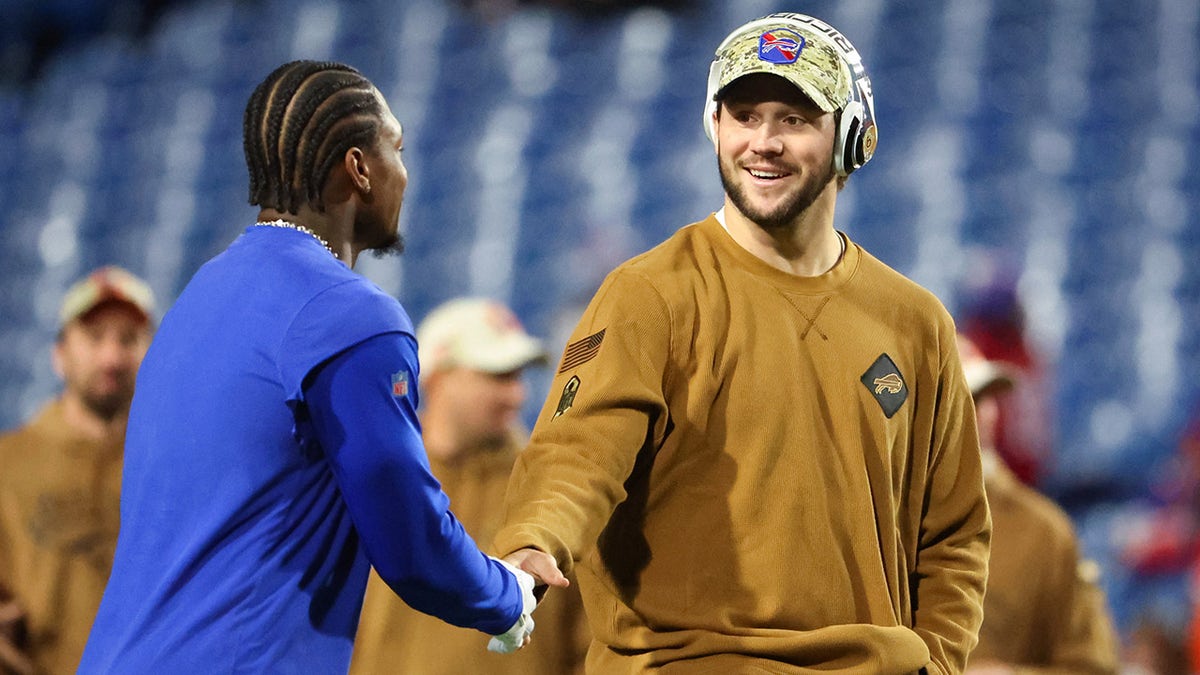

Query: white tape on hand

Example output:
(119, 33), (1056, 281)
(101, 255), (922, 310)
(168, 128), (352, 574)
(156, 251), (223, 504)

(486, 557), (537, 654)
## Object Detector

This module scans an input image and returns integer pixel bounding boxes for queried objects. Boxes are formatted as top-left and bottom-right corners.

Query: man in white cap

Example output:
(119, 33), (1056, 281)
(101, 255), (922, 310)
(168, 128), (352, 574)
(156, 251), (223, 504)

(352, 298), (589, 675)
(959, 335), (1120, 674)
(491, 11), (990, 674)
(0, 265), (155, 674)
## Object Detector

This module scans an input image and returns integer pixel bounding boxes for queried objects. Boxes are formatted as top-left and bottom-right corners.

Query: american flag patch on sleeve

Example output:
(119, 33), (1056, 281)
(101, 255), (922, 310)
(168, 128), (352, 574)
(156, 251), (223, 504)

(558, 329), (606, 373)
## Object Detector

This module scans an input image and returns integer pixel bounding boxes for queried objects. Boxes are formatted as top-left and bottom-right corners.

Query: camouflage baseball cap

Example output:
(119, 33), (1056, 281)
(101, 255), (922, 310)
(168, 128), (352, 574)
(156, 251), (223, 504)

(712, 17), (853, 114)
(59, 265), (156, 328)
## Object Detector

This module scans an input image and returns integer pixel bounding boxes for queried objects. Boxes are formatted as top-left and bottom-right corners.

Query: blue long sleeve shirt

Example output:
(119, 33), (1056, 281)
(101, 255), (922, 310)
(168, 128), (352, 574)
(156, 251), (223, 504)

(79, 226), (521, 674)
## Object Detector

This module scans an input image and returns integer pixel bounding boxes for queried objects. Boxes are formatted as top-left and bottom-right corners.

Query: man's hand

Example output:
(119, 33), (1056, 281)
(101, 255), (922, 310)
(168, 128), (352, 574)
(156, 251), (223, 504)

(502, 548), (569, 591)
(485, 549), (571, 654)
(486, 557), (538, 654)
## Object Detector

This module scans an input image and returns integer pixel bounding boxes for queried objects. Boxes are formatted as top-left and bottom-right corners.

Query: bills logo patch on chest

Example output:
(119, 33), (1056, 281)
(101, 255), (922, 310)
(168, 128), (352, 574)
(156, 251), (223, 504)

(861, 354), (907, 418)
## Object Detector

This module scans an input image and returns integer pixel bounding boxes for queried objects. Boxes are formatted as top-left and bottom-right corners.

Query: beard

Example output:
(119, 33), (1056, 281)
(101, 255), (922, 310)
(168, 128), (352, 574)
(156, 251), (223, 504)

(356, 207), (407, 259)
(719, 152), (836, 231)
(369, 232), (406, 258)
(79, 378), (135, 422)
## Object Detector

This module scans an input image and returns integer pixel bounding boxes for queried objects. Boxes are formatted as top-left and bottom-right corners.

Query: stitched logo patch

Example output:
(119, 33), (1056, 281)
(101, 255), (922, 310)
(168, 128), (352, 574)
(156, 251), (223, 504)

(861, 354), (907, 418)
(758, 29), (805, 64)
(553, 376), (580, 419)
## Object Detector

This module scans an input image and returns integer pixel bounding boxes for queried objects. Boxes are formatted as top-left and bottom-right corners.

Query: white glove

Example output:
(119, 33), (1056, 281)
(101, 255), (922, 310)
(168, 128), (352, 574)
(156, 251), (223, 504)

(486, 557), (537, 654)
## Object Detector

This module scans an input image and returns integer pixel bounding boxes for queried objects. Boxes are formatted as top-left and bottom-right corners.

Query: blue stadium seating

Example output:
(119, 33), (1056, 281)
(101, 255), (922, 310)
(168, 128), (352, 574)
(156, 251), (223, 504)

(0, 0), (1198, 643)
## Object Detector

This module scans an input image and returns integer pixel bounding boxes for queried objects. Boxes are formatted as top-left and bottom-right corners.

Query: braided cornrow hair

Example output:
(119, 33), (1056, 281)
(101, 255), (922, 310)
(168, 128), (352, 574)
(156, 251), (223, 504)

(243, 60), (384, 213)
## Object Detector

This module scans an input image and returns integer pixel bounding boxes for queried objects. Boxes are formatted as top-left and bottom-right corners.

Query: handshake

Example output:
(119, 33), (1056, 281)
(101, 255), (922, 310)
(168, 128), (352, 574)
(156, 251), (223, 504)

(486, 549), (568, 654)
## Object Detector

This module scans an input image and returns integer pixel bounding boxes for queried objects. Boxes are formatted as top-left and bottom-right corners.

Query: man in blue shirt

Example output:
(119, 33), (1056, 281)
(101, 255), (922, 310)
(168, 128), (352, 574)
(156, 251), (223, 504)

(79, 60), (566, 674)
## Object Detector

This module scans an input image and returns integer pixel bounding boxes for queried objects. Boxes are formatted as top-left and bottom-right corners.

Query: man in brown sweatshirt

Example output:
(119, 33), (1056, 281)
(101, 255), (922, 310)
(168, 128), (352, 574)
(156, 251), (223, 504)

(960, 336), (1120, 673)
(0, 266), (155, 675)
(494, 12), (991, 675)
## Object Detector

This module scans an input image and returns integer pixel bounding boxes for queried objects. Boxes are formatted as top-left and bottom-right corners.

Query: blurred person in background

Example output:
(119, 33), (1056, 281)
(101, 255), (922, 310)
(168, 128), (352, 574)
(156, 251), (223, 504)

(352, 297), (589, 675)
(0, 266), (155, 675)
(958, 260), (1054, 487)
(959, 334), (1120, 674)
(78, 60), (560, 674)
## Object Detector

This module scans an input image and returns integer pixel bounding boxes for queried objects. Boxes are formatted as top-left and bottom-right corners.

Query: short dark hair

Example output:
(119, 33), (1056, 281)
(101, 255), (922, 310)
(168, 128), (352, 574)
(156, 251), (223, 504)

(243, 60), (385, 213)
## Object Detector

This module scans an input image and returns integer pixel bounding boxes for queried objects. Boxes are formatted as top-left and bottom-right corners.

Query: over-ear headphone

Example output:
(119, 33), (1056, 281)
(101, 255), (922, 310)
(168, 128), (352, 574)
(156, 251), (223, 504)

(703, 12), (877, 177)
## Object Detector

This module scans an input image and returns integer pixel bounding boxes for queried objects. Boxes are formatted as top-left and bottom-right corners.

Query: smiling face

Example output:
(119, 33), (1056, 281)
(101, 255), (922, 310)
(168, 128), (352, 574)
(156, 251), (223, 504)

(714, 73), (837, 231)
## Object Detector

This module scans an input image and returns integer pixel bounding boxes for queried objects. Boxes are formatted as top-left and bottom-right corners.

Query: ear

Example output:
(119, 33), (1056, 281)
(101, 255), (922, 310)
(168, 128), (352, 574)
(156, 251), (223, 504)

(51, 339), (66, 379)
(342, 146), (371, 196)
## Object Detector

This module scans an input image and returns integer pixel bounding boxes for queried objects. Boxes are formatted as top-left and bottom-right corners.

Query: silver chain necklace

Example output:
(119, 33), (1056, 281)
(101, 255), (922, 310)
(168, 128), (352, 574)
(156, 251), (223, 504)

(254, 219), (337, 259)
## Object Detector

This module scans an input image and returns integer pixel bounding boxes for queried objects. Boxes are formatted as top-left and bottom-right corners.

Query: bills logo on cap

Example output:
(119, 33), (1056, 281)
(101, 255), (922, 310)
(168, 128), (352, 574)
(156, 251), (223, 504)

(391, 370), (410, 397)
(758, 29), (805, 64)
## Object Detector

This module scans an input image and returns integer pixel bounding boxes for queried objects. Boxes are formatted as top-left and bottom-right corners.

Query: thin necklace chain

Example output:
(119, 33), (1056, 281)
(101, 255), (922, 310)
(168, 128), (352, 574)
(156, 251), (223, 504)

(254, 219), (337, 259)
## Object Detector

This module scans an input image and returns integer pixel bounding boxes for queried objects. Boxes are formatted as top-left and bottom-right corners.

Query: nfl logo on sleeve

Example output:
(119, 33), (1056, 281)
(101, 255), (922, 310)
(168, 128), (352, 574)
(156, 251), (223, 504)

(391, 370), (410, 397)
